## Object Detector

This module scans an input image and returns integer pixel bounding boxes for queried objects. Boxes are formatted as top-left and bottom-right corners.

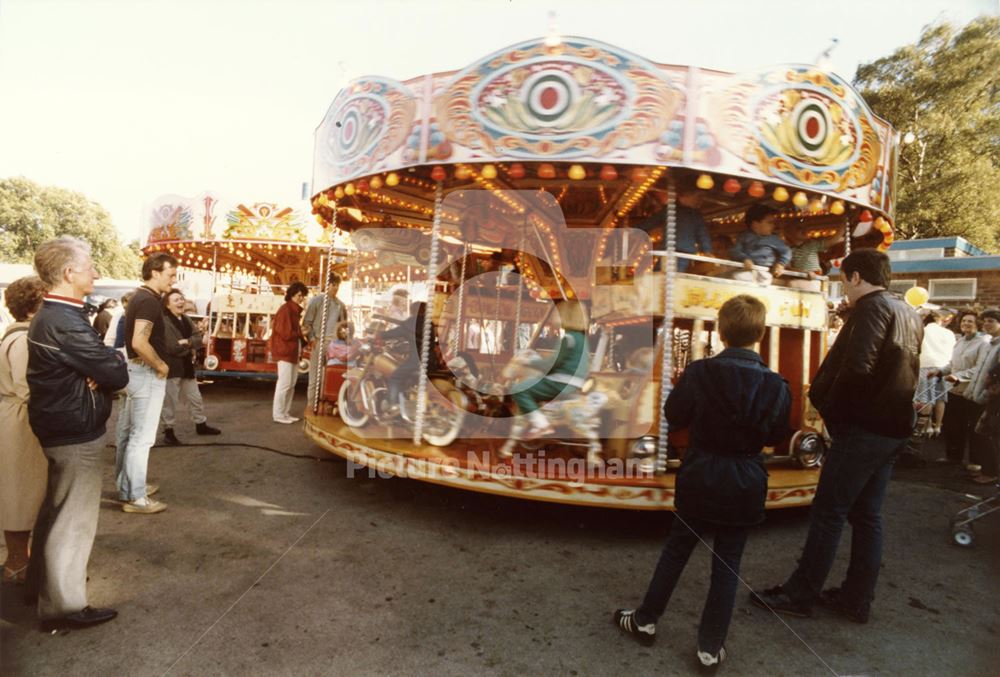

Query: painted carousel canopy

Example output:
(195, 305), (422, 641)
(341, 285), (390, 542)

(143, 192), (350, 287)
(312, 36), (898, 220)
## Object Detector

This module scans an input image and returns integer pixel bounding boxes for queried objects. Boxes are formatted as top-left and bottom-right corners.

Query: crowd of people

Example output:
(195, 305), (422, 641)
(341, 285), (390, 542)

(0, 237), (222, 630)
(922, 306), (1000, 483)
(2, 234), (999, 666)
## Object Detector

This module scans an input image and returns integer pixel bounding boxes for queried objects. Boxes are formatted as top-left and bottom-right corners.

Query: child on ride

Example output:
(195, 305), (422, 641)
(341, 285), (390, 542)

(786, 222), (844, 277)
(614, 295), (791, 671)
(326, 322), (358, 366)
(729, 203), (791, 285)
(510, 299), (590, 439)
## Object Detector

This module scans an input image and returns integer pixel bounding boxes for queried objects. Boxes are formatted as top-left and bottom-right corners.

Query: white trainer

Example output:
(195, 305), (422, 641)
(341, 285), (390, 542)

(122, 497), (167, 514)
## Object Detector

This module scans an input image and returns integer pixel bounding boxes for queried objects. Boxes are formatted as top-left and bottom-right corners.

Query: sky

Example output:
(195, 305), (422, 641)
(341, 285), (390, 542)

(0, 0), (996, 245)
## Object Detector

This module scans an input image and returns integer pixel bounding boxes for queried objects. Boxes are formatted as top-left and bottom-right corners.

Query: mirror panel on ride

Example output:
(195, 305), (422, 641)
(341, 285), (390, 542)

(339, 189), (655, 445)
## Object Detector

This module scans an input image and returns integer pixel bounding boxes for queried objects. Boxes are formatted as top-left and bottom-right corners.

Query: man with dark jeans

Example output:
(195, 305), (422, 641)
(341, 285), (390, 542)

(751, 249), (922, 624)
(615, 295), (790, 671)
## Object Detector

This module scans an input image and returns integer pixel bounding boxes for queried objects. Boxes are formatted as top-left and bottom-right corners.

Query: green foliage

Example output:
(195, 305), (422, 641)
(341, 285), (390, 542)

(0, 176), (141, 279)
(854, 16), (1000, 252)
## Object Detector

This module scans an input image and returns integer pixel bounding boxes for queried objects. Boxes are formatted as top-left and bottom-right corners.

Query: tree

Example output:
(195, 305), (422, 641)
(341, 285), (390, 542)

(0, 177), (141, 279)
(854, 16), (1000, 252)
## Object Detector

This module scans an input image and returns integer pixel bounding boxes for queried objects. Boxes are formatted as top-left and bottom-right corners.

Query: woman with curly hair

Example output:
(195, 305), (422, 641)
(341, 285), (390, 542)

(0, 276), (49, 583)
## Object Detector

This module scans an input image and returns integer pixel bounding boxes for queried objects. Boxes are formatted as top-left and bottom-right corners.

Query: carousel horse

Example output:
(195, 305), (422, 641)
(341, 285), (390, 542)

(496, 348), (608, 466)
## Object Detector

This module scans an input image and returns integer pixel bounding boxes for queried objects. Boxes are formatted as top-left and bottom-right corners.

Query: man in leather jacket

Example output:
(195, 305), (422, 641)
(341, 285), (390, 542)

(24, 236), (129, 632)
(752, 249), (922, 625)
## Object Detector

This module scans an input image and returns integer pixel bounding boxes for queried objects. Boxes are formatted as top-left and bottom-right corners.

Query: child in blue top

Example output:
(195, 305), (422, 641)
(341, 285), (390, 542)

(730, 204), (791, 285)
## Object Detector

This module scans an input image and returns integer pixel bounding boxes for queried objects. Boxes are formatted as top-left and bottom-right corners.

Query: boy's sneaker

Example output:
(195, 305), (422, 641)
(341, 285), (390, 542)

(818, 587), (870, 624)
(163, 428), (181, 445)
(749, 585), (812, 617)
(612, 608), (655, 646)
(122, 497), (167, 514)
(696, 646), (727, 673)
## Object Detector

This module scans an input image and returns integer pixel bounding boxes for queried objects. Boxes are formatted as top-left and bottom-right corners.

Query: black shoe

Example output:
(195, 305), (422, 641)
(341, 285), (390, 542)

(196, 422), (221, 435)
(163, 428), (181, 446)
(749, 585), (812, 618)
(40, 606), (117, 632)
(696, 646), (727, 673)
(612, 608), (656, 646)
(819, 587), (870, 624)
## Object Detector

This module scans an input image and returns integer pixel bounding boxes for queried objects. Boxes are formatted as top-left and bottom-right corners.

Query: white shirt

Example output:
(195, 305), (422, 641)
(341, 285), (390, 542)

(919, 322), (956, 369)
(102, 306), (125, 347)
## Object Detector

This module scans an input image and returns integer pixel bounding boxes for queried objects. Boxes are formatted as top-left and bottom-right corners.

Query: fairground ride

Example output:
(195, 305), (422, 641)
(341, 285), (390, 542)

(301, 36), (899, 509)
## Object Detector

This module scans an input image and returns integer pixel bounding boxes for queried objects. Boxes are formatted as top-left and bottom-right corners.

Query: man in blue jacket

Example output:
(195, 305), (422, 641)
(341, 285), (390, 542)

(636, 182), (712, 273)
(25, 236), (129, 632)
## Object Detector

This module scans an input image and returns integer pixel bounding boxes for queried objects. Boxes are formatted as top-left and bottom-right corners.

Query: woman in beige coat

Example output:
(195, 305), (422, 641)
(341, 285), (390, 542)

(1, 276), (48, 583)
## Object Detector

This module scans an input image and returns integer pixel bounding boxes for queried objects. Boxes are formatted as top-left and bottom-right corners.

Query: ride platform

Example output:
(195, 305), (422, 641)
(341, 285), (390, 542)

(304, 412), (819, 510)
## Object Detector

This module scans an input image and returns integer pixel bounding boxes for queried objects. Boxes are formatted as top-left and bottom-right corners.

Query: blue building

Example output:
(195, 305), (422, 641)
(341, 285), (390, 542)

(830, 237), (1000, 308)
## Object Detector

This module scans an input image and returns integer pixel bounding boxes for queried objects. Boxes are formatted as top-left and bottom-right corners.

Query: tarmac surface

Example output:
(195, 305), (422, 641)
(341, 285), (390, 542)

(1, 380), (998, 676)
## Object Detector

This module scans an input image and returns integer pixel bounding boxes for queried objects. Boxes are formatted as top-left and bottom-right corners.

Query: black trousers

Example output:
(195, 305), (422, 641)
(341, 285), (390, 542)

(636, 516), (749, 655)
(942, 394), (984, 463)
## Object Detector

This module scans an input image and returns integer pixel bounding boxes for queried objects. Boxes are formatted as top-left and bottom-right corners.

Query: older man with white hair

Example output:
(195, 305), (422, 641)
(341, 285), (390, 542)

(24, 236), (129, 631)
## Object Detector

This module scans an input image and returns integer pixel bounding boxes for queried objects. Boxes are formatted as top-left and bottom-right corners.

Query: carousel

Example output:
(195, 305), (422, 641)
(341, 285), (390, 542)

(143, 193), (348, 378)
(303, 36), (899, 509)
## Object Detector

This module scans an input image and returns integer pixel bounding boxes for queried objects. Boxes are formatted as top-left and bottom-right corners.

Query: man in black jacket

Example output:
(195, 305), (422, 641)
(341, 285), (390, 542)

(25, 236), (129, 631)
(752, 249), (923, 624)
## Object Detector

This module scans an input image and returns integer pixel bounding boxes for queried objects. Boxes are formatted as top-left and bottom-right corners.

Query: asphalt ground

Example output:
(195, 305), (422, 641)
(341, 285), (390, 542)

(1, 381), (998, 676)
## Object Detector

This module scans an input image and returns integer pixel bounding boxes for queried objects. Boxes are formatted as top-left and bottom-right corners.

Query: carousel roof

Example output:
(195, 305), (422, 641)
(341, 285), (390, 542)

(312, 36), (899, 220)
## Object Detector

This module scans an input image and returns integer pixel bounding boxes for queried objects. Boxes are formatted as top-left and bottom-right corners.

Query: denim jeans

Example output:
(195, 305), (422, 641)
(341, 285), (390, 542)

(116, 362), (166, 501)
(636, 515), (749, 655)
(783, 422), (906, 609)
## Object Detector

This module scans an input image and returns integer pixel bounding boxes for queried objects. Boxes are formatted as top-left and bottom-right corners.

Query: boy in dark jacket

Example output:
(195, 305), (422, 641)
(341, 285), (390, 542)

(614, 295), (791, 671)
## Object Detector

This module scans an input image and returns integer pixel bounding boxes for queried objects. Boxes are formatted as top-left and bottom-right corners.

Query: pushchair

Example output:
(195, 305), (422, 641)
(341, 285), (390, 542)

(950, 362), (1000, 547)
(899, 377), (953, 467)
(913, 375), (953, 438)
(950, 483), (999, 547)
